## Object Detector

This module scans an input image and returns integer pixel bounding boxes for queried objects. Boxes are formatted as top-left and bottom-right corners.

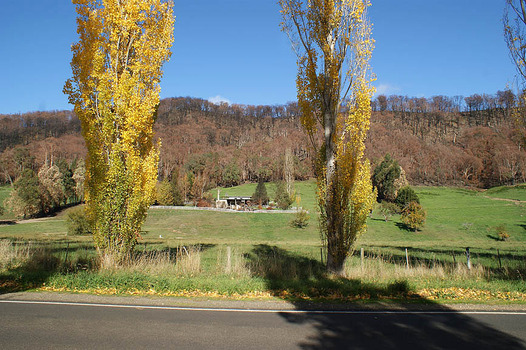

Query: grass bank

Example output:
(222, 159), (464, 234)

(1, 182), (525, 303)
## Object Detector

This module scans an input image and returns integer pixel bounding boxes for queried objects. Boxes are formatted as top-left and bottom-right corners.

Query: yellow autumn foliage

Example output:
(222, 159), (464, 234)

(64, 0), (174, 260)
(280, 0), (376, 273)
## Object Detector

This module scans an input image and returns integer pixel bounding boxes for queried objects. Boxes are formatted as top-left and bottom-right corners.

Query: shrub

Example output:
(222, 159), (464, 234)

(66, 207), (92, 236)
(400, 201), (426, 231)
(495, 225), (510, 241)
(274, 181), (294, 210)
(290, 208), (310, 228)
(395, 186), (420, 209)
(197, 198), (212, 207)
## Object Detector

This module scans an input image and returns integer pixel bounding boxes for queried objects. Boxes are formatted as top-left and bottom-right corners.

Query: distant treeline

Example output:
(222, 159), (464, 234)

(1, 92), (525, 191)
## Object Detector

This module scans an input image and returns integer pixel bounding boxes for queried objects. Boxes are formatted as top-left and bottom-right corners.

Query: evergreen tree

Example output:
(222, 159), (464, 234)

(252, 179), (269, 205)
(395, 186), (420, 209)
(372, 154), (407, 202)
(274, 181), (294, 210)
(6, 169), (42, 218)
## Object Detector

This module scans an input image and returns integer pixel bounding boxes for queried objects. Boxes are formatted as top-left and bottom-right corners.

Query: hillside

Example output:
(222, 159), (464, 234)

(1, 93), (525, 190)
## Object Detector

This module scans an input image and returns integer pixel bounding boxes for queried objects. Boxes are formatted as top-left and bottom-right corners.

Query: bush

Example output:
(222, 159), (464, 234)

(400, 201), (426, 231)
(395, 186), (420, 209)
(496, 224), (510, 241)
(197, 198), (212, 207)
(290, 208), (310, 228)
(66, 207), (92, 235)
(274, 181), (294, 210)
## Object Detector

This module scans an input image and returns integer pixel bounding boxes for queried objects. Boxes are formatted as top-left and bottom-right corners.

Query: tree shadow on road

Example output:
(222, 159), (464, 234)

(278, 307), (526, 349)
(246, 244), (526, 350)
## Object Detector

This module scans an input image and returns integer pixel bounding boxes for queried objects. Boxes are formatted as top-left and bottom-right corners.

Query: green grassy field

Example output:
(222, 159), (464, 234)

(1, 182), (526, 302)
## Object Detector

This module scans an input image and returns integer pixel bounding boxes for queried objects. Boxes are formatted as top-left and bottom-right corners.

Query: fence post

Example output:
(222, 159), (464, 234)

(226, 246), (232, 273)
(360, 247), (364, 271)
(497, 249), (502, 269)
(64, 241), (70, 266)
(405, 248), (410, 270)
(466, 247), (471, 270)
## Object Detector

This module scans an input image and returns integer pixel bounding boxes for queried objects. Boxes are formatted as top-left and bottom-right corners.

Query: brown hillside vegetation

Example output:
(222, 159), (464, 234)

(1, 93), (525, 189)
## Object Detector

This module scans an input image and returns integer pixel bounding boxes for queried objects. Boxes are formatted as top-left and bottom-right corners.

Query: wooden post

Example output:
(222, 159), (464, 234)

(226, 246), (232, 273)
(497, 249), (502, 269)
(405, 248), (410, 270)
(452, 251), (456, 265)
(466, 247), (471, 270)
(64, 242), (70, 266)
(360, 247), (365, 271)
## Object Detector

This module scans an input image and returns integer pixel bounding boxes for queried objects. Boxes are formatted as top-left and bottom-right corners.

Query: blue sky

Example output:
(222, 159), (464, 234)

(0, 0), (518, 114)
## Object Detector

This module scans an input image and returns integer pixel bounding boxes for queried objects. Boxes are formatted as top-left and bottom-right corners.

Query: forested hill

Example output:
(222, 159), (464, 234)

(1, 93), (525, 189)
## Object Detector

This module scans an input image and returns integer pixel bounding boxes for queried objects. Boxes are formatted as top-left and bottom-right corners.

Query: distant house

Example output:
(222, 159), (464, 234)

(216, 196), (252, 210)
(226, 196), (251, 207)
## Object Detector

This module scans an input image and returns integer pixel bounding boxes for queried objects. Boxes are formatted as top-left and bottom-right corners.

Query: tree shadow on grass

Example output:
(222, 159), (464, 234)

(0, 241), (217, 295)
(394, 221), (419, 232)
(487, 234), (502, 241)
(245, 244), (426, 302)
(0, 247), (64, 294)
(0, 220), (16, 225)
(246, 244), (526, 349)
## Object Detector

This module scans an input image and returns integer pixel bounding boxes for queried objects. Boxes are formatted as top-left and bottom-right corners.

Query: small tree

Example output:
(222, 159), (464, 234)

(290, 208), (310, 228)
(6, 169), (42, 219)
(495, 224), (510, 241)
(274, 181), (294, 210)
(401, 201), (426, 232)
(156, 178), (175, 206)
(66, 207), (92, 236)
(57, 159), (76, 205)
(284, 148), (295, 198)
(38, 163), (65, 214)
(395, 186), (420, 209)
(252, 179), (269, 205)
(372, 154), (408, 202)
(290, 196), (309, 228)
(72, 161), (86, 203)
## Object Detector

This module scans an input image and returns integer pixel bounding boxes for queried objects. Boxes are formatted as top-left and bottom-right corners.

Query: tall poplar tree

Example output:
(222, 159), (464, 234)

(64, 0), (174, 261)
(280, 0), (376, 274)
(504, 0), (526, 81)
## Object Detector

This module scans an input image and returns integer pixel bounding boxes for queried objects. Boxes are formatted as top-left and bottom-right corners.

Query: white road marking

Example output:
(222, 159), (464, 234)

(1, 299), (526, 315)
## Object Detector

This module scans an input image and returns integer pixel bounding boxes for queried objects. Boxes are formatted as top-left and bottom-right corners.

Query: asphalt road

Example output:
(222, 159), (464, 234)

(1, 299), (526, 349)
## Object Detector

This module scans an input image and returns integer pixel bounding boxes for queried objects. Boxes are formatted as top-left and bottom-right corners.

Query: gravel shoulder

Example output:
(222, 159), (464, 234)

(2, 291), (526, 312)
